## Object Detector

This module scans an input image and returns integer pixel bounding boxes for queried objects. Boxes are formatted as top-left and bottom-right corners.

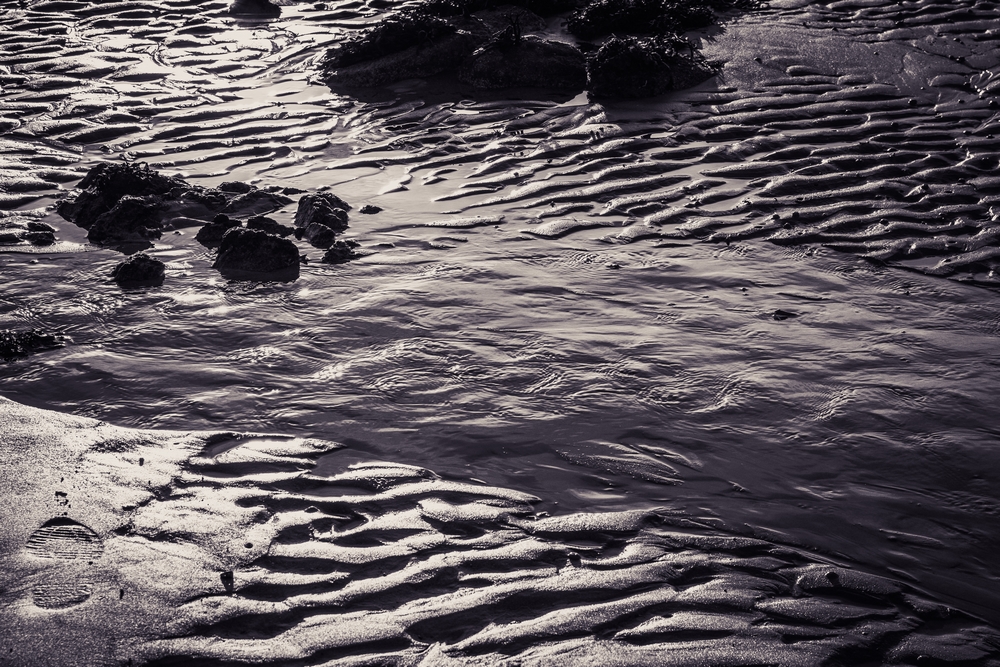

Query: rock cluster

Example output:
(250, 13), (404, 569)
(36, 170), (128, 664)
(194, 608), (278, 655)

(294, 192), (351, 249)
(0, 218), (56, 247)
(57, 162), (291, 249)
(322, 0), (759, 97)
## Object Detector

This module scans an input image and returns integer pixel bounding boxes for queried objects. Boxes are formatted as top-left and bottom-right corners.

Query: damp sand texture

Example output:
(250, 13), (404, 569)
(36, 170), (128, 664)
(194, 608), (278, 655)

(3, 0), (1000, 665)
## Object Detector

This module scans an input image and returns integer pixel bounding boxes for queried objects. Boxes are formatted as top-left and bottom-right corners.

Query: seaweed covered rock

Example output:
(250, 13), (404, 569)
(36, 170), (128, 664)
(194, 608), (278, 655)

(587, 35), (715, 98)
(321, 239), (362, 264)
(213, 227), (300, 278)
(294, 193), (351, 249)
(459, 35), (586, 90)
(196, 214), (242, 248)
(111, 252), (165, 288)
(324, 11), (478, 88)
(58, 162), (291, 249)
(0, 330), (62, 361)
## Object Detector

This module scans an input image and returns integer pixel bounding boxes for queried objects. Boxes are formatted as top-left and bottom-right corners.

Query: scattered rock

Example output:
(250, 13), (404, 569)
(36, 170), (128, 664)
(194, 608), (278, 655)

(772, 309), (797, 321)
(294, 193), (351, 249)
(359, 205), (382, 214)
(587, 35), (715, 99)
(195, 214), (242, 247)
(458, 35), (586, 90)
(212, 227), (300, 278)
(58, 163), (291, 250)
(110, 252), (165, 288)
(321, 239), (362, 264)
(0, 329), (63, 361)
(246, 215), (294, 237)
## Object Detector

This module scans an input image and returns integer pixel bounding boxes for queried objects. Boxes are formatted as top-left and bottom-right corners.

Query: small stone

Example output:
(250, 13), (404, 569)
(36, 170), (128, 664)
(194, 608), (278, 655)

(213, 227), (300, 277)
(359, 204), (382, 214)
(195, 214), (242, 247)
(111, 252), (166, 287)
(321, 239), (361, 264)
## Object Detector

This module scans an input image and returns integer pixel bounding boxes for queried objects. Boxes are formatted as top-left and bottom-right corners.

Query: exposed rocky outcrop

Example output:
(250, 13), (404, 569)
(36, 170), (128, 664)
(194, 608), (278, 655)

(110, 252), (165, 288)
(321, 0), (760, 96)
(458, 35), (586, 90)
(212, 227), (300, 279)
(587, 35), (716, 99)
(294, 193), (351, 250)
(58, 163), (291, 250)
(229, 0), (280, 15)
(0, 330), (63, 361)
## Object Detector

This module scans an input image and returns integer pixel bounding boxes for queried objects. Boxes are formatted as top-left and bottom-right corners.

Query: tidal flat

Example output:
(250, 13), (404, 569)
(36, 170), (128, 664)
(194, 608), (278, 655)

(2, 0), (1000, 664)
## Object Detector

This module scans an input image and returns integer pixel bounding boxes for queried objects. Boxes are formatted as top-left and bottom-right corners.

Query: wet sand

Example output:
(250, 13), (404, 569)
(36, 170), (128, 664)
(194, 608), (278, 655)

(3, 0), (1000, 663)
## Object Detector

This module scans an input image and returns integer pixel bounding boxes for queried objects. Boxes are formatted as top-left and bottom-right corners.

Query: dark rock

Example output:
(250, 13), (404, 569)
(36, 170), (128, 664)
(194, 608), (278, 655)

(27, 221), (55, 233)
(0, 231), (21, 244)
(0, 329), (62, 361)
(326, 11), (459, 69)
(87, 195), (164, 246)
(57, 162), (184, 231)
(587, 35), (715, 99)
(294, 193), (351, 238)
(321, 239), (362, 264)
(218, 181), (253, 194)
(459, 35), (586, 90)
(229, 0), (280, 15)
(196, 214), (243, 247)
(212, 227), (300, 278)
(302, 222), (338, 249)
(59, 163), (291, 250)
(246, 215), (294, 237)
(24, 230), (55, 246)
(324, 11), (479, 88)
(111, 252), (165, 288)
(359, 205), (382, 214)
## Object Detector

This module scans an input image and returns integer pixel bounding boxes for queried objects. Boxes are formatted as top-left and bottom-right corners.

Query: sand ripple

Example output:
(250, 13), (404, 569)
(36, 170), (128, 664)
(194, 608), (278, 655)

(2, 397), (997, 666)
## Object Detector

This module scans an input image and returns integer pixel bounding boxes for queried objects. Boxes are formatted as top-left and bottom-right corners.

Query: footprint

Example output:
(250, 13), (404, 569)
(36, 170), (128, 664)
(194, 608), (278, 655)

(25, 517), (103, 609)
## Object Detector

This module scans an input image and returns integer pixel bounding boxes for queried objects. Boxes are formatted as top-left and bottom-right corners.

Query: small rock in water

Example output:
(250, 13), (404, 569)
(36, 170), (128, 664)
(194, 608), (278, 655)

(359, 204), (382, 214)
(0, 329), (63, 361)
(196, 214), (242, 248)
(213, 227), (300, 278)
(295, 193), (351, 249)
(218, 181), (253, 194)
(772, 309), (797, 321)
(110, 252), (165, 288)
(321, 239), (361, 264)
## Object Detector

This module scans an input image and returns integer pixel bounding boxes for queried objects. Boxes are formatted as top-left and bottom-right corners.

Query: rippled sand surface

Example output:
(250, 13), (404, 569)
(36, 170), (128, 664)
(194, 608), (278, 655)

(3, 0), (1000, 663)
